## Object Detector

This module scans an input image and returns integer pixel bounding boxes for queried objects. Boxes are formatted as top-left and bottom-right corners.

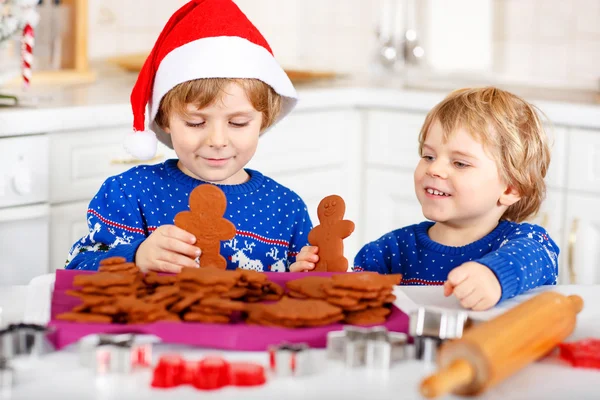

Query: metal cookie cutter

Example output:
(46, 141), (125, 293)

(0, 357), (14, 395)
(268, 343), (312, 377)
(409, 307), (473, 362)
(0, 323), (53, 360)
(78, 334), (158, 374)
(327, 326), (408, 368)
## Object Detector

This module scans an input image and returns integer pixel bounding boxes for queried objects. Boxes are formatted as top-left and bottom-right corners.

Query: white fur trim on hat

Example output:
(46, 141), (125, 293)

(123, 129), (158, 160)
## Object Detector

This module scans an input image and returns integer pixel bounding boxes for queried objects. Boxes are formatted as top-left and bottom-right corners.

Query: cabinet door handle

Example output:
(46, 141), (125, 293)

(110, 154), (165, 165)
(567, 218), (579, 284)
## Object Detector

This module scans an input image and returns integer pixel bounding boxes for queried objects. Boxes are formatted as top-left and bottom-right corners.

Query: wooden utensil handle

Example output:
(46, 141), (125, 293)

(420, 359), (474, 398)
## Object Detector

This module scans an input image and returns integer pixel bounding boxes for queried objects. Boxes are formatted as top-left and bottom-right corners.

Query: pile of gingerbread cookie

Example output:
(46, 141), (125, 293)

(56, 257), (401, 327)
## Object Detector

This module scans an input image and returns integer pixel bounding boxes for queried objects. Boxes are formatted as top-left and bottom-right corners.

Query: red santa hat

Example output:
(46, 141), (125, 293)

(124, 0), (298, 160)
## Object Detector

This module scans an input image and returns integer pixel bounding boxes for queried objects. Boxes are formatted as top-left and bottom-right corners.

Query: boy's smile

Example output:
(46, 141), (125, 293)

(164, 82), (263, 185)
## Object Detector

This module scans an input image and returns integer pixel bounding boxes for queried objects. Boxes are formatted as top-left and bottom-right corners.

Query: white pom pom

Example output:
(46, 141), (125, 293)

(123, 130), (158, 161)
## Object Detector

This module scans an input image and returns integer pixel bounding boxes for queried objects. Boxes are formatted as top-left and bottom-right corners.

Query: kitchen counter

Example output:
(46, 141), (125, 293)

(2, 280), (599, 399)
(1, 65), (599, 137)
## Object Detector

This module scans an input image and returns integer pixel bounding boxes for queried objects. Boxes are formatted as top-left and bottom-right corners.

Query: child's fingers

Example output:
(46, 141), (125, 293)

(452, 279), (476, 301)
(161, 237), (201, 259)
(290, 261), (315, 272)
(159, 251), (198, 269)
(458, 290), (484, 309)
(447, 265), (470, 287)
(160, 224), (197, 244)
(299, 245), (319, 255)
(150, 261), (185, 274)
(443, 281), (454, 297)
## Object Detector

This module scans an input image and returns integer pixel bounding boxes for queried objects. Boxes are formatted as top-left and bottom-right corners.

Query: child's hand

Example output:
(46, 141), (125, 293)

(443, 261), (501, 311)
(289, 246), (319, 272)
(136, 225), (201, 273)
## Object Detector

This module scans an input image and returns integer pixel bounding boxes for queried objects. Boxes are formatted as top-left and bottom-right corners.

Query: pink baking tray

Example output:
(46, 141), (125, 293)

(48, 269), (409, 351)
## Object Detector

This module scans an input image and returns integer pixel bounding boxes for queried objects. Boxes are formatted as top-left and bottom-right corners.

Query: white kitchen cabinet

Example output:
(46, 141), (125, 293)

(545, 125), (567, 189)
(567, 128), (600, 195)
(49, 201), (89, 272)
(49, 128), (177, 204)
(563, 193), (600, 284)
(363, 169), (423, 246)
(365, 109), (425, 169)
(362, 109), (427, 245)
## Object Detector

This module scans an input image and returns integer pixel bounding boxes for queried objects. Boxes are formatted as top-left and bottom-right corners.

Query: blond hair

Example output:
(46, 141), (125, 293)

(418, 87), (551, 222)
(155, 78), (282, 132)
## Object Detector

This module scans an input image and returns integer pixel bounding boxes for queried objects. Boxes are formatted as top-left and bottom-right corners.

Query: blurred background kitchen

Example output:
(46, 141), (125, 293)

(0, 0), (599, 288)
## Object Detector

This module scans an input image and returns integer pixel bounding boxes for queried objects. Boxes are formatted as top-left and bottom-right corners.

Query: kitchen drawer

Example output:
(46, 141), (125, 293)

(248, 109), (360, 174)
(567, 128), (600, 195)
(365, 110), (426, 169)
(49, 127), (177, 203)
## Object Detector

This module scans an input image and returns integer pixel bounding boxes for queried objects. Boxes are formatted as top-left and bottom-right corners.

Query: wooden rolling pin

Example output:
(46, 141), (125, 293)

(420, 291), (583, 398)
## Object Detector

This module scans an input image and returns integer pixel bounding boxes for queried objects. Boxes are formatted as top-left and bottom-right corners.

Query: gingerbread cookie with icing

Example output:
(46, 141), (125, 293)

(174, 184), (236, 269)
(307, 194), (355, 272)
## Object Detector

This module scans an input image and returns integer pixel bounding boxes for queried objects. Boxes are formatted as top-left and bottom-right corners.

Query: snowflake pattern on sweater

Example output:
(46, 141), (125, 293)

(353, 220), (559, 302)
(64, 159), (312, 272)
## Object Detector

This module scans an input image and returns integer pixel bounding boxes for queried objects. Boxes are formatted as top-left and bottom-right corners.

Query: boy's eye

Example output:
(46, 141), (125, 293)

(230, 121), (250, 128)
(185, 121), (205, 128)
(454, 161), (469, 168)
(422, 155), (434, 161)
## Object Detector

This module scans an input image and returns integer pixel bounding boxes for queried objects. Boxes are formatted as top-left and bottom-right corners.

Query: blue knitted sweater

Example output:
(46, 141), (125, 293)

(64, 159), (312, 272)
(353, 221), (559, 301)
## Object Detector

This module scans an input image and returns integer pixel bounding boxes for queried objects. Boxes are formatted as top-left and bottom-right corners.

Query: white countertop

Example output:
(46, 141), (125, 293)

(1, 281), (599, 400)
(1, 65), (599, 137)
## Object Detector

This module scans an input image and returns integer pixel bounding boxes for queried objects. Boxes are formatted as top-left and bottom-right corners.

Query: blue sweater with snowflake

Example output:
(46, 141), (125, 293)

(353, 221), (559, 302)
(64, 159), (313, 272)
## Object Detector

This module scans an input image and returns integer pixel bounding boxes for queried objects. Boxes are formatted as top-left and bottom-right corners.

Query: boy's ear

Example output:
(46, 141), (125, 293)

(163, 125), (171, 134)
(499, 186), (521, 207)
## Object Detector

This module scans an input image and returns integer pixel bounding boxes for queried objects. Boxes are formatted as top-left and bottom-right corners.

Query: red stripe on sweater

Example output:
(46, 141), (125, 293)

(88, 209), (145, 234)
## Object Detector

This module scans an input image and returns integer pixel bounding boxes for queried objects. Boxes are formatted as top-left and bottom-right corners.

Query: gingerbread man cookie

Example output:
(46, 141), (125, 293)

(307, 195), (355, 272)
(174, 184), (236, 269)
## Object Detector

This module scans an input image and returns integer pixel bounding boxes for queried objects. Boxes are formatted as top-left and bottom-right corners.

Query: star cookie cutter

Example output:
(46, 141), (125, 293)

(78, 333), (159, 374)
(268, 342), (312, 377)
(326, 326), (408, 368)
(409, 307), (474, 361)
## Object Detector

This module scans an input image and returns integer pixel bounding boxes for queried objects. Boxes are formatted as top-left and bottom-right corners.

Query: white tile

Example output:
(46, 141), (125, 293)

(269, 32), (299, 69)
(573, 0), (600, 38)
(502, 0), (536, 41)
(572, 39), (600, 84)
(115, 0), (153, 30)
(149, 0), (188, 30)
(501, 41), (535, 78)
(115, 30), (157, 55)
(88, 30), (119, 60)
(535, 0), (574, 41)
(533, 42), (569, 81)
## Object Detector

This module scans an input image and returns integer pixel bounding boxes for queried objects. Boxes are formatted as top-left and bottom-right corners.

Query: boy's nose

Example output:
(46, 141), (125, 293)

(206, 126), (228, 147)
(426, 159), (448, 179)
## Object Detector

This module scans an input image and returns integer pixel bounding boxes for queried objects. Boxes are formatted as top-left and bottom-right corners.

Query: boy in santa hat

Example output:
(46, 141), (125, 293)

(65, 0), (312, 273)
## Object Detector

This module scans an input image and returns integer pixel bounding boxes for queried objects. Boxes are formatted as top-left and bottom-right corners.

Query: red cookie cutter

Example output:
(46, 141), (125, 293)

(558, 338), (600, 369)
(151, 354), (266, 390)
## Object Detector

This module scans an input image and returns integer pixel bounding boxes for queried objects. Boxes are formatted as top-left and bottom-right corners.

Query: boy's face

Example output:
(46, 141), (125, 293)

(413, 120), (514, 227)
(164, 82), (263, 184)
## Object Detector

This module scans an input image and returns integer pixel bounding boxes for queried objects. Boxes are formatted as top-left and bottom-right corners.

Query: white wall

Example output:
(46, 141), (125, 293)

(87, 0), (600, 91)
